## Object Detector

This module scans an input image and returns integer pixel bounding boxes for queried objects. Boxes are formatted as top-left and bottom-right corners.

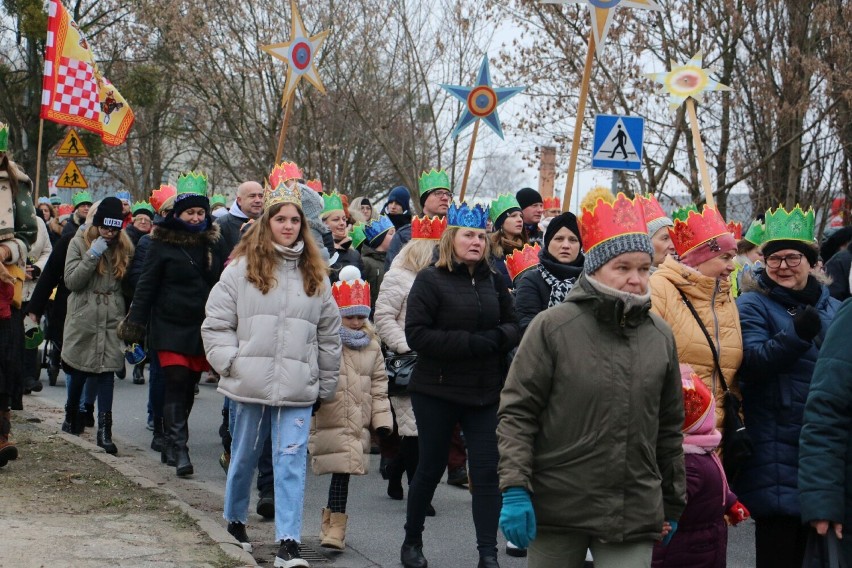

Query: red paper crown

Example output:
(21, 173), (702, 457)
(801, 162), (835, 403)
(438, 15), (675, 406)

(727, 220), (743, 240)
(306, 179), (323, 193)
(637, 194), (667, 225)
(331, 279), (371, 310)
(269, 162), (303, 188)
(682, 370), (712, 432)
(505, 243), (541, 283)
(543, 197), (561, 210)
(579, 193), (648, 252)
(57, 204), (74, 217)
(150, 184), (177, 213)
(411, 215), (447, 240)
(669, 206), (730, 257)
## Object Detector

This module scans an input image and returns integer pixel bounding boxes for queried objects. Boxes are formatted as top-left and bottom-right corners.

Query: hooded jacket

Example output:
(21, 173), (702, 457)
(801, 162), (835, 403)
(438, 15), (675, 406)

(514, 249), (584, 334)
(498, 275), (686, 541)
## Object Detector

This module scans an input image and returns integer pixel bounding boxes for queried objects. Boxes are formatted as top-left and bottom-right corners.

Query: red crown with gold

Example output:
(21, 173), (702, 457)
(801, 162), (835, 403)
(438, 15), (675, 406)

(57, 204), (74, 217)
(306, 179), (323, 193)
(669, 206), (730, 257)
(579, 193), (648, 252)
(543, 196), (561, 210)
(505, 243), (541, 283)
(637, 194), (667, 225)
(727, 220), (743, 240)
(269, 162), (303, 188)
(411, 215), (447, 240)
(332, 279), (371, 314)
(150, 184), (177, 214)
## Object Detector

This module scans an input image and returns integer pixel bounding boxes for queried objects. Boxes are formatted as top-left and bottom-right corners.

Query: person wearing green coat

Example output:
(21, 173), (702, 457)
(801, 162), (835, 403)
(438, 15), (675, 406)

(799, 299), (852, 565)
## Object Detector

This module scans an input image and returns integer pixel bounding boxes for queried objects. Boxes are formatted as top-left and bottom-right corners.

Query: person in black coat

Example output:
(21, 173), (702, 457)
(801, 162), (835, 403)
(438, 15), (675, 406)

(400, 206), (520, 568)
(514, 212), (584, 334)
(824, 239), (852, 301)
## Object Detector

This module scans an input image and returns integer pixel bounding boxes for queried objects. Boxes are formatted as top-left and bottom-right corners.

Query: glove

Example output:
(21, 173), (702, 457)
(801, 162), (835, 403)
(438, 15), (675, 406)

(499, 487), (536, 549)
(312, 399), (322, 416)
(725, 500), (750, 525)
(88, 236), (109, 258)
(376, 427), (392, 439)
(661, 520), (678, 546)
(469, 331), (499, 355)
(117, 317), (146, 345)
(793, 306), (821, 341)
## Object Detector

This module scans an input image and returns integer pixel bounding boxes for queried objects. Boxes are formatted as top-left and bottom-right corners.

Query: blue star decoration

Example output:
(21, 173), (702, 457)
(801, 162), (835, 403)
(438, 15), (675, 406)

(440, 55), (526, 140)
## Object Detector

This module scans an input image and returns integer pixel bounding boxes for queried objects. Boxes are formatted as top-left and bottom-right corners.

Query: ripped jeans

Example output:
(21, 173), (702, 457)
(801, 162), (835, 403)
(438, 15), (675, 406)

(223, 401), (312, 542)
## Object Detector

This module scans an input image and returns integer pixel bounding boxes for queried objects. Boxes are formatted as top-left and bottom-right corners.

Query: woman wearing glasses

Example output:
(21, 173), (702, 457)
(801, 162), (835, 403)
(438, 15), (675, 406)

(735, 206), (840, 568)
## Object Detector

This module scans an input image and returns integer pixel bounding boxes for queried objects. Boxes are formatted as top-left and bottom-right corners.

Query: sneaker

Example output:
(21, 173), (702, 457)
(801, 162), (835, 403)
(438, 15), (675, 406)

(505, 541), (527, 557)
(275, 539), (309, 568)
(446, 467), (468, 487)
(219, 451), (230, 473)
(24, 376), (43, 393)
(132, 365), (145, 385)
(226, 521), (252, 553)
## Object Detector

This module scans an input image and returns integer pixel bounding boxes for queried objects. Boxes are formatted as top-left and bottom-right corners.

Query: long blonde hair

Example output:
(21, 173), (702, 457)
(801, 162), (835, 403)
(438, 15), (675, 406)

(231, 202), (327, 296)
(82, 225), (133, 280)
(395, 239), (436, 273)
(435, 226), (493, 272)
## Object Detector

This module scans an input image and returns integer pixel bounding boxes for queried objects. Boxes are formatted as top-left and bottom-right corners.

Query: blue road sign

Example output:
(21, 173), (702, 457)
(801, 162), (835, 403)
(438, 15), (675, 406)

(591, 114), (644, 171)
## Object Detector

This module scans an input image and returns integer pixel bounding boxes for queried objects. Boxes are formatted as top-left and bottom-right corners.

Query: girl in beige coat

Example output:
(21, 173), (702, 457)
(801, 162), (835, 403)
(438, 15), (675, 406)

(309, 266), (392, 551)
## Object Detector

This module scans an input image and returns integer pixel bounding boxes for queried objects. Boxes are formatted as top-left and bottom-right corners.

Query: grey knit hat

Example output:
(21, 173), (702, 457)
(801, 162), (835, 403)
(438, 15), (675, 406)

(584, 233), (654, 275)
(300, 184), (324, 224)
(646, 216), (674, 238)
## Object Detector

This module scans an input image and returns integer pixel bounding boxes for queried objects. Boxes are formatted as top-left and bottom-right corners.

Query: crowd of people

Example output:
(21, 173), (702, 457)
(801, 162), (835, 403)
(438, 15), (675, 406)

(1, 120), (851, 568)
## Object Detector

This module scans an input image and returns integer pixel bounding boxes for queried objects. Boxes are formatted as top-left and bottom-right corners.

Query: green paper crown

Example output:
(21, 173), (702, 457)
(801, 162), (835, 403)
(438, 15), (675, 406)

(131, 200), (155, 216)
(743, 219), (766, 246)
(489, 194), (521, 223)
(764, 205), (815, 243)
(72, 190), (93, 208)
(349, 223), (367, 250)
(0, 122), (8, 153)
(418, 168), (451, 196)
(176, 171), (208, 196)
(210, 194), (227, 207)
(321, 192), (345, 216)
(671, 204), (699, 223)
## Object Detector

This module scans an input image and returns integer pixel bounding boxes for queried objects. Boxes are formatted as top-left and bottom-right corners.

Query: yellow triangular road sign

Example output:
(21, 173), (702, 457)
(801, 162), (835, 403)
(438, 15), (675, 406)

(55, 161), (88, 189)
(56, 130), (89, 158)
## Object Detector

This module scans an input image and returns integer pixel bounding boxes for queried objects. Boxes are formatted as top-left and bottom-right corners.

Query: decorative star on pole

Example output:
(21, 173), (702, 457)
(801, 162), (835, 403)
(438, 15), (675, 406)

(541, 0), (662, 56)
(646, 52), (732, 111)
(261, 0), (329, 105)
(440, 55), (526, 139)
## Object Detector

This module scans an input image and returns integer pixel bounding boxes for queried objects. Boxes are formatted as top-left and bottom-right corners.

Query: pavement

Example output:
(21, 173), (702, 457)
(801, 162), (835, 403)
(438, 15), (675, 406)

(3, 366), (758, 567)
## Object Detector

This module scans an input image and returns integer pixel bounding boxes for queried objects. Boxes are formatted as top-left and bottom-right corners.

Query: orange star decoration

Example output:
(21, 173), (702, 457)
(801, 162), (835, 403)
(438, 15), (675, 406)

(261, 0), (329, 105)
(541, 0), (662, 56)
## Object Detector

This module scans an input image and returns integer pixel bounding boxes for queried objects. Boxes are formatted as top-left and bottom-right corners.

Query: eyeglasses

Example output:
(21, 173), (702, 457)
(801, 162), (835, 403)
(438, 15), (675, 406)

(430, 190), (452, 199)
(765, 253), (804, 269)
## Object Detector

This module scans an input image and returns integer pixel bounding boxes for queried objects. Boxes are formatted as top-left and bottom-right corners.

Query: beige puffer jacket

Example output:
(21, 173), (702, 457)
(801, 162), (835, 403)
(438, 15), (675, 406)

(374, 263), (418, 437)
(203, 255), (342, 406)
(309, 336), (392, 475)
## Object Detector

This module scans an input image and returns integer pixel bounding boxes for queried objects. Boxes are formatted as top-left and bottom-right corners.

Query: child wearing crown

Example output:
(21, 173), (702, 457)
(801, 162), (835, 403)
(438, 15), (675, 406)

(308, 265), (392, 551)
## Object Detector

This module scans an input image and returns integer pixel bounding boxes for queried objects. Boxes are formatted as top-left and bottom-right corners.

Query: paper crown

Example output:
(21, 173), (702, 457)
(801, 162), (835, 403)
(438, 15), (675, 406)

(669, 204), (730, 257)
(764, 204), (815, 243)
(0, 122), (8, 153)
(418, 168), (451, 196)
(412, 215), (447, 240)
(321, 192), (345, 216)
(305, 179), (323, 193)
(506, 243), (541, 283)
(727, 221), (743, 240)
(72, 190), (93, 207)
(332, 266), (371, 314)
(50, 195), (61, 205)
(176, 172), (208, 196)
(447, 202), (489, 229)
(489, 194), (521, 223)
(57, 204), (73, 217)
(579, 193), (648, 252)
(349, 222), (367, 250)
(115, 190), (132, 202)
(543, 196), (561, 210)
(37, 196), (51, 205)
(131, 201), (155, 216)
(744, 219), (766, 246)
(263, 180), (302, 211)
(364, 215), (394, 244)
(210, 194), (227, 207)
(682, 368), (713, 433)
(150, 184), (177, 213)
(637, 194), (668, 225)
(269, 162), (303, 187)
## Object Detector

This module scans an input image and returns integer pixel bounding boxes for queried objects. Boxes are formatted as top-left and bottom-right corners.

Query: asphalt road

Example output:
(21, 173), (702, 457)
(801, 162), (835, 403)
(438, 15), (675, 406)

(29, 366), (756, 567)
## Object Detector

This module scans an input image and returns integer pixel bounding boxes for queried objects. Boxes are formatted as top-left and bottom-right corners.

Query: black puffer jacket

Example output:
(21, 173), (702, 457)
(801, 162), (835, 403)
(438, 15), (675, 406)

(514, 250), (584, 333)
(405, 260), (520, 406)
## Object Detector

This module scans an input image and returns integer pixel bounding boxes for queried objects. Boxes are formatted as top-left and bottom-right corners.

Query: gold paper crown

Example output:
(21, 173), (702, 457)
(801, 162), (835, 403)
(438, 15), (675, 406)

(264, 181), (302, 211)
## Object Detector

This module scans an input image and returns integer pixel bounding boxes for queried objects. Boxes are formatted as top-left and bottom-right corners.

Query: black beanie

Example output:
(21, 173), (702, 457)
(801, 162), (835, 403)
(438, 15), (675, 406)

(544, 212), (582, 250)
(762, 239), (819, 267)
(93, 197), (125, 229)
(516, 187), (543, 210)
(173, 193), (211, 218)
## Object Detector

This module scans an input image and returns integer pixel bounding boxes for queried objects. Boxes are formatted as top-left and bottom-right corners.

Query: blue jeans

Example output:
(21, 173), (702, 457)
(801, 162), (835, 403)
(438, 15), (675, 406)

(146, 352), (165, 421)
(224, 402), (312, 542)
(226, 398), (274, 492)
(73, 376), (96, 412)
(67, 371), (114, 413)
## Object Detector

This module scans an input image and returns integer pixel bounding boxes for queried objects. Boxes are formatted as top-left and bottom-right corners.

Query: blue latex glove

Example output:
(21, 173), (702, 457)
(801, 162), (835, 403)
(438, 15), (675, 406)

(88, 236), (109, 258)
(661, 519), (678, 546)
(499, 487), (536, 549)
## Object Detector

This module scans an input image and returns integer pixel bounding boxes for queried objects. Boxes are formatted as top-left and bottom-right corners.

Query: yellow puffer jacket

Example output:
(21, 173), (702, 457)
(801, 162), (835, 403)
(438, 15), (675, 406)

(650, 257), (743, 430)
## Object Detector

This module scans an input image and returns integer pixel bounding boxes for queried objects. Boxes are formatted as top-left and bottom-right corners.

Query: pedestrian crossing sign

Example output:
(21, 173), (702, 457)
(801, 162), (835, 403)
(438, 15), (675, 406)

(55, 160), (88, 189)
(591, 114), (644, 171)
(56, 129), (89, 158)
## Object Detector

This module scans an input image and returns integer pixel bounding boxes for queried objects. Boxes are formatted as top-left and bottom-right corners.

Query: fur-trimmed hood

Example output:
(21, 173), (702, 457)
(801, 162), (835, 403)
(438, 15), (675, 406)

(151, 221), (220, 248)
(739, 266), (831, 297)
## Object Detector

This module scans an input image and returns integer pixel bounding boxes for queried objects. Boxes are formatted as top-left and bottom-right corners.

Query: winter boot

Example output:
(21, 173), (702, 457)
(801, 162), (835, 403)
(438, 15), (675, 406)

(165, 400), (193, 477)
(62, 404), (84, 435)
(150, 417), (165, 453)
(96, 412), (118, 455)
(321, 511), (348, 550)
(0, 410), (18, 467)
(161, 407), (176, 466)
(132, 363), (145, 385)
(319, 507), (331, 541)
(257, 486), (275, 519)
(83, 403), (95, 428)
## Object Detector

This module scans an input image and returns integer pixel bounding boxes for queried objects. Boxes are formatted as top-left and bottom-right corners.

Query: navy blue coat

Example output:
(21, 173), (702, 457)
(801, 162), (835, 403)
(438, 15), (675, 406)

(734, 273), (840, 518)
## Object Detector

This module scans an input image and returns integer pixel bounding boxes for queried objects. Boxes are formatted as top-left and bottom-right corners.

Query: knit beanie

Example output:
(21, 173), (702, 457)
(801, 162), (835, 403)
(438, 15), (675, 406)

(680, 233), (738, 268)
(173, 193), (210, 218)
(516, 187), (543, 210)
(93, 196), (124, 229)
(762, 239), (818, 267)
(387, 186), (411, 213)
(647, 216), (674, 238)
(585, 233), (654, 275)
(300, 184), (325, 225)
(544, 212), (582, 250)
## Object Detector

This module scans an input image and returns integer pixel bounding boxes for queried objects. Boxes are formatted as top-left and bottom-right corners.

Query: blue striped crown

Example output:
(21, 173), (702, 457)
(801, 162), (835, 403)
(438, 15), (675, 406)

(447, 202), (489, 229)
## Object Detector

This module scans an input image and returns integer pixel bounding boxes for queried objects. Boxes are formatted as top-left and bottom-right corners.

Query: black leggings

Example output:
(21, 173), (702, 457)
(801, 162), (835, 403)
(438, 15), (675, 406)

(163, 366), (200, 410)
(327, 473), (351, 513)
(405, 392), (500, 558)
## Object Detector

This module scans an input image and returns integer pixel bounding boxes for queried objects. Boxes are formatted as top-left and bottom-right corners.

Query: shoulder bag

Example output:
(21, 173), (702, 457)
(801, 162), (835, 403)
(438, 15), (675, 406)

(385, 350), (417, 396)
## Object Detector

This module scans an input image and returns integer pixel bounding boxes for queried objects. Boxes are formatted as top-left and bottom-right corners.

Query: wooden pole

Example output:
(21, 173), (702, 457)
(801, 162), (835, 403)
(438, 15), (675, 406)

(458, 119), (480, 202)
(34, 119), (45, 197)
(686, 98), (715, 209)
(562, 31), (596, 212)
(274, 91), (296, 165)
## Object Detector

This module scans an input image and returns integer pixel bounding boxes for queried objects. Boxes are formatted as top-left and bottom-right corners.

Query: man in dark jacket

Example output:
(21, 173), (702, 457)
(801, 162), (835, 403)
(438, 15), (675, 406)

(385, 172), (451, 269)
(824, 240), (852, 301)
(215, 181), (263, 255)
(516, 187), (544, 246)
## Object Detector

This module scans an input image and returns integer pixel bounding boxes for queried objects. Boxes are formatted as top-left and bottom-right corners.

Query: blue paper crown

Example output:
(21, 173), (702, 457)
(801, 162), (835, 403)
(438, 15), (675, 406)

(115, 190), (132, 201)
(447, 202), (489, 230)
(364, 215), (394, 243)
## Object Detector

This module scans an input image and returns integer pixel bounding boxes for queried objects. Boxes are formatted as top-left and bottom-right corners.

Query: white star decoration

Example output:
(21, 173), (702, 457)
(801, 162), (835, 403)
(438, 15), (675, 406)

(646, 52), (732, 112)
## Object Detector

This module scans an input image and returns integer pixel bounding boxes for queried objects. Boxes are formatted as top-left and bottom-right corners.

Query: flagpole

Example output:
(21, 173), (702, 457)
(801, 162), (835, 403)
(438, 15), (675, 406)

(34, 119), (45, 198)
(562, 31), (596, 213)
(274, 91), (296, 165)
(458, 120), (480, 203)
(685, 98), (715, 209)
